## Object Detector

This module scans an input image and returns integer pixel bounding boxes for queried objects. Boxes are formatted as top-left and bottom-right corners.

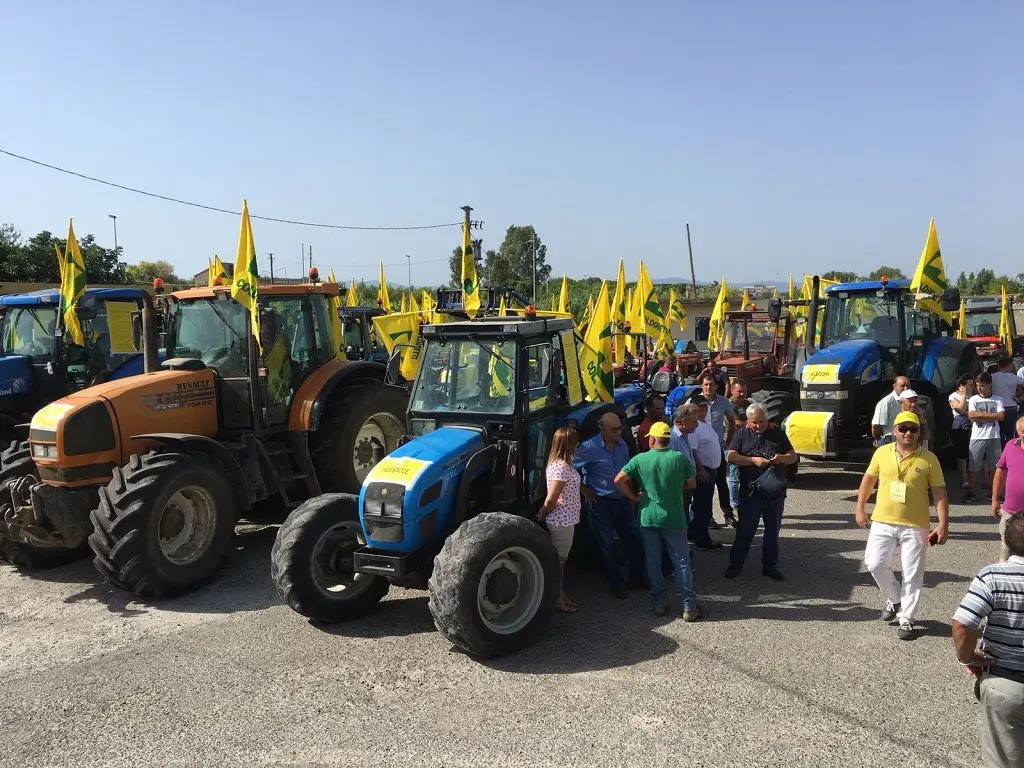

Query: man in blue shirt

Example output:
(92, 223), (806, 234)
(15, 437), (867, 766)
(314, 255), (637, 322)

(697, 372), (735, 525)
(574, 412), (646, 598)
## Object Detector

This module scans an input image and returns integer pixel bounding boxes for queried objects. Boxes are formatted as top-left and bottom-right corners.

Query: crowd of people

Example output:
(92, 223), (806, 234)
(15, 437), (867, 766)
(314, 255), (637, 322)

(537, 353), (1024, 764)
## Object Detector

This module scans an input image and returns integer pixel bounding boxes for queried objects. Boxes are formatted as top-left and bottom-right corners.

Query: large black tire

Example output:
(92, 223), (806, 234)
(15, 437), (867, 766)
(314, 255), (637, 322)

(271, 493), (390, 622)
(89, 451), (237, 597)
(0, 441), (84, 567)
(750, 389), (800, 479)
(428, 512), (559, 659)
(310, 383), (408, 494)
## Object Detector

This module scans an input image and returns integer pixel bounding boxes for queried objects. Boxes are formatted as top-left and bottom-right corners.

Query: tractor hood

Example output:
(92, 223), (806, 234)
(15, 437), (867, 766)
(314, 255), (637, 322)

(802, 340), (881, 381)
(359, 426), (487, 552)
(0, 356), (31, 398)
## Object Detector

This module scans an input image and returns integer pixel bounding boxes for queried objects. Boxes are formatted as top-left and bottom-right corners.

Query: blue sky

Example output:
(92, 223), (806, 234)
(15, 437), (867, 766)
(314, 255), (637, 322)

(2, 1), (1021, 286)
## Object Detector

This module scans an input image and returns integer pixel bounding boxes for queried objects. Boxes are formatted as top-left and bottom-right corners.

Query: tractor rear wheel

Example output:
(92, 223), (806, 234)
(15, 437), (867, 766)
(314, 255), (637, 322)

(310, 383), (407, 494)
(0, 441), (86, 567)
(428, 512), (559, 659)
(89, 451), (237, 597)
(750, 389), (800, 480)
(271, 493), (390, 623)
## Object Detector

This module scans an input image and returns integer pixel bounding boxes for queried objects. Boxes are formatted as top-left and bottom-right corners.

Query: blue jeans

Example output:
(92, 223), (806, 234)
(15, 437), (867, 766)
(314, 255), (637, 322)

(688, 465), (716, 545)
(588, 495), (646, 590)
(727, 464), (740, 510)
(642, 526), (696, 609)
(728, 490), (784, 571)
(1002, 406), (1018, 443)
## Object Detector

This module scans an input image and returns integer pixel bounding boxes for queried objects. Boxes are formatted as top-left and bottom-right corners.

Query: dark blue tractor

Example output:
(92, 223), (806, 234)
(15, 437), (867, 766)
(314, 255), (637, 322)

(271, 312), (634, 658)
(782, 277), (977, 463)
(0, 288), (159, 445)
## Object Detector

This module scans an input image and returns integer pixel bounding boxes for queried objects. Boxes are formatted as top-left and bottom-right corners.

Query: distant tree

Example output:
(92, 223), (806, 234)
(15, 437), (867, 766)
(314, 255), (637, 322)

(483, 226), (551, 300)
(822, 270), (859, 282)
(448, 244), (484, 289)
(125, 260), (181, 284)
(866, 265), (906, 280)
(0, 225), (127, 284)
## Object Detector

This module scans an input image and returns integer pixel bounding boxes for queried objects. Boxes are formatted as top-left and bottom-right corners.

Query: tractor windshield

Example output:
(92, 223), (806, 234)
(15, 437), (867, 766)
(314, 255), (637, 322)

(964, 311), (1001, 338)
(722, 317), (776, 354)
(168, 298), (251, 377)
(410, 338), (517, 416)
(0, 307), (58, 361)
(821, 291), (901, 347)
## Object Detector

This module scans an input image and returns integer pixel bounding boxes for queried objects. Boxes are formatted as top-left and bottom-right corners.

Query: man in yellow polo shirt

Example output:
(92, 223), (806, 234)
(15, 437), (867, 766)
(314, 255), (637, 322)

(856, 410), (949, 640)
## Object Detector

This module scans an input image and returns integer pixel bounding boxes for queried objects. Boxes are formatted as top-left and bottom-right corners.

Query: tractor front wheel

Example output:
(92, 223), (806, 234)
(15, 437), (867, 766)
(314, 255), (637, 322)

(89, 451), (237, 597)
(271, 493), (390, 623)
(428, 512), (559, 659)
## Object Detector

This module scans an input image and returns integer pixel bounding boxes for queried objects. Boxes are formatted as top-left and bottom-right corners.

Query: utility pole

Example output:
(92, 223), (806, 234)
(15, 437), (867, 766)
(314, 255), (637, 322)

(268, 253), (275, 284)
(308, 245), (313, 279)
(406, 254), (411, 288)
(108, 214), (118, 256)
(530, 236), (537, 303)
(686, 223), (697, 299)
(301, 243), (305, 277)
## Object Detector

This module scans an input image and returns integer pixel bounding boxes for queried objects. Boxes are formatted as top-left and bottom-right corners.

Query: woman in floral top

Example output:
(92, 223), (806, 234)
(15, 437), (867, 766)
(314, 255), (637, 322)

(537, 426), (582, 614)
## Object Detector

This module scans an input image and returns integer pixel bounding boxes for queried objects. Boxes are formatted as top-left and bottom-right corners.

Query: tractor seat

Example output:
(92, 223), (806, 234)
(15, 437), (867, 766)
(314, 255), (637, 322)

(650, 371), (676, 395)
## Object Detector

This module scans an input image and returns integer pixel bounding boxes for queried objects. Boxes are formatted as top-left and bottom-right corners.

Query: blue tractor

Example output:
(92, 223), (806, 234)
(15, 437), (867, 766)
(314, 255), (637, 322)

(782, 276), (976, 463)
(0, 288), (158, 445)
(271, 312), (635, 658)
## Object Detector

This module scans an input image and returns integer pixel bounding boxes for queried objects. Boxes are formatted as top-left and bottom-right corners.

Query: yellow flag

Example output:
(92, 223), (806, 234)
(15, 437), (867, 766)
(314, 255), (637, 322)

(957, 298), (966, 340)
(420, 289), (435, 321)
(1000, 285), (1013, 352)
(54, 243), (66, 282)
(637, 261), (672, 355)
(550, 293), (557, 312)
(461, 216), (480, 318)
(669, 288), (688, 331)
(580, 279), (613, 401)
(740, 288), (750, 310)
(623, 286), (638, 357)
(910, 218), (951, 320)
(773, 286), (778, 298)
(577, 294), (594, 335)
(207, 257), (215, 286)
(558, 275), (569, 314)
(788, 273), (795, 300)
(400, 293), (408, 314)
(498, 293), (507, 316)
(372, 311), (424, 380)
(230, 200), (260, 351)
(708, 277), (728, 352)
(409, 292), (420, 318)
(60, 219), (87, 346)
(327, 293), (344, 358)
(377, 262), (391, 313)
(213, 255), (229, 284)
(328, 267), (337, 284)
(611, 260), (628, 365)
(347, 279), (359, 307)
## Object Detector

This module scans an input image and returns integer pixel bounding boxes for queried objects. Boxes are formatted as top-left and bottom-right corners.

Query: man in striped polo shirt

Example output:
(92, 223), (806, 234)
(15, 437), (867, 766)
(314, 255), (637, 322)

(952, 512), (1024, 766)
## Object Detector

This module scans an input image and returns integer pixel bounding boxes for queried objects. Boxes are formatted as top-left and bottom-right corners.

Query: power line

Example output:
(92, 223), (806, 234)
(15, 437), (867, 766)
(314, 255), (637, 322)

(0, 148), (462, 232)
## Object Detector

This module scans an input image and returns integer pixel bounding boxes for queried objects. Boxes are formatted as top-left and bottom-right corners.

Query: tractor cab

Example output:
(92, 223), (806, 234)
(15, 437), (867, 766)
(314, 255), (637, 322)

(963, 296), (1021, 363)
(714, 299), (796, 386)
(338, 306), (388, 364)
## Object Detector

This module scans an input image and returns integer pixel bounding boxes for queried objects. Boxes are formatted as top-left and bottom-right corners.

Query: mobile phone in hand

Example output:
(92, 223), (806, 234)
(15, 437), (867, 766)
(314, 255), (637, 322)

(928, 531), (939, 546)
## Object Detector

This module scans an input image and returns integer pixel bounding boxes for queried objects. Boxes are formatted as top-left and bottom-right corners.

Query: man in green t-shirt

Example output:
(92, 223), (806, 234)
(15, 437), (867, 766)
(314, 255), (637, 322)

(615, 422), (700, 620)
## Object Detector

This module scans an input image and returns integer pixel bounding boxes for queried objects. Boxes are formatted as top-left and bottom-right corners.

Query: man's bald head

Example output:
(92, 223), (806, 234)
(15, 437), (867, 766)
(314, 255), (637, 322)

(598, 412), (621, 431)
(894, 376), (910, 394)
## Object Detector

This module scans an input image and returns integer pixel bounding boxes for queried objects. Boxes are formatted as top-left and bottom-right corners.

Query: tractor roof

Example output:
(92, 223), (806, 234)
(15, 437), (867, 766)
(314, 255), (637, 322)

(339, 306), (384, 318)
(172, 283), (341, 301)
(421, 314), (575, 338)
(824, 278), (912, 294)
(0, 287), (147, 307)
(965, 296), (1003, 311)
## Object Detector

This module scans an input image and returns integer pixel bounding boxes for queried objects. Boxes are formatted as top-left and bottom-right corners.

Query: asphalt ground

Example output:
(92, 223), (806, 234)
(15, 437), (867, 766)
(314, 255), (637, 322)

(0, 465), (999, 768)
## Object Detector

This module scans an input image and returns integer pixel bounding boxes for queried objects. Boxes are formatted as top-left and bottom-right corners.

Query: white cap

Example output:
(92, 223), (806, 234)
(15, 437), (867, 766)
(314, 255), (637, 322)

(899, 389), (919, 401)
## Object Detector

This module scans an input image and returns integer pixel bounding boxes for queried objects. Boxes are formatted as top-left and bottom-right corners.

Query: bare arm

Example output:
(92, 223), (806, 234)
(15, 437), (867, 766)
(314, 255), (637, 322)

(952, 620), (995, 676)
(871, 424), (884, 440)
(727, 449), (767, 467)
(770, 449), (799, 466)
(993, 468), (1007, 516)
(537, 479), (566, 520)
(684, 476), (696, 491)
(969, 410), (1004, 421)
(613, 470), (641, 503)
(855, 473), (878, 528)
(932, 485), (949, 542)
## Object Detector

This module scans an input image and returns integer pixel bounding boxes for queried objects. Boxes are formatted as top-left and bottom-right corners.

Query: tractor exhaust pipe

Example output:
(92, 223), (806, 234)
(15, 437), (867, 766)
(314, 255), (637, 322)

(140, 290), (159, 373)
(805, 276), (821, 355)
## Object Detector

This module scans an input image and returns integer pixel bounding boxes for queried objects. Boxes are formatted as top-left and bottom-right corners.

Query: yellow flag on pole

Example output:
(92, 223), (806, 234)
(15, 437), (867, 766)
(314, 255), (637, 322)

(957, 298), (966, 340)
(740, 288), (750, 311)
(611, 260), (627, 365)
(1000, 285), (1013, 353)
(558, 275), (569, 314)
(372, 311), (423, 380)
(377, 262), (391, 313)
(54, 243), (66, 282)
(60, 219), (87, 346)
(498, 293), (507, 316)
(637, 261), (672, 355)
(347, 279), (359, 307)
(910, 218), (952, 321)
(461, 213), (480, 318)
(230, 200), (260, 351)
(328, 267), (337, 284)
(409, 291), (420, 318)
(207, 257), (215, 286)
(580, 279), (613, 402)
(708, 277), (728, 352)
(400, 293), (408, 314)
(213, 255), (229, 284)
(669, 288), (688, 331)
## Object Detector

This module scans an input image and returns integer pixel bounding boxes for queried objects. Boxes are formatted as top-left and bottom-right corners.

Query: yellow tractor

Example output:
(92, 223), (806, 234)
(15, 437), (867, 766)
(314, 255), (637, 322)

(0, 283), (407, 594)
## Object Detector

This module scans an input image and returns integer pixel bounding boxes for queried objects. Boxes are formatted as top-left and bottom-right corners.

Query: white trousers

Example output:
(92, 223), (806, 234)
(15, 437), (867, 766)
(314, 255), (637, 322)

(863, 521), (929, 624)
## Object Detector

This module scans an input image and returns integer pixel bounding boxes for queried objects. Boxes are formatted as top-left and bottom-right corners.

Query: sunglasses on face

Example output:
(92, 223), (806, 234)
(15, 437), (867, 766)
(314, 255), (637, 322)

(896, 425), (919, 434)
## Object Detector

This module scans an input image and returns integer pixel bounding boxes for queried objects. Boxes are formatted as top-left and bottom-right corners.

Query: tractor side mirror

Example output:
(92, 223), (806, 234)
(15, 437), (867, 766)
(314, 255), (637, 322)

(940, 287), (961, 313)
(75, 294), (99, 320)
(130, 312), (143, 352)
(794, 316), (807, 326)
(766, 298), (782, 322)
(385, 347), (403, 384)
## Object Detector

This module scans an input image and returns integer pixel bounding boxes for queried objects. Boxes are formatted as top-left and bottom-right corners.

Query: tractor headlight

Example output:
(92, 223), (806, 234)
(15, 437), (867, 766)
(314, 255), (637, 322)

(31, 444), (57, 459)
(363, 482), (407, 518)
(364, 499), (384, 516)
(382, 501), (403, 518)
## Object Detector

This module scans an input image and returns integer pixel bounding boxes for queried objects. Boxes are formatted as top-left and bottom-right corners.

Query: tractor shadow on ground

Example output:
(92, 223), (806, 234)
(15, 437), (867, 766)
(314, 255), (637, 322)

(60, 524), (283, 617)
(317, 594), (437, 639)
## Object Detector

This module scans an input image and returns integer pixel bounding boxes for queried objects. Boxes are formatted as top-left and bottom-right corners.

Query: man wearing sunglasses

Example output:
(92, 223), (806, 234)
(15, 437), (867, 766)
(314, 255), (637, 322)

(856, 410), (949, 641)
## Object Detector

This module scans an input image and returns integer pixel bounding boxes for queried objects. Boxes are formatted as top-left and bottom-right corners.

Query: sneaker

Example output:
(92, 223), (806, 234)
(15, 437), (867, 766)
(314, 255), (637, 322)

(695, 540), (724, 552)
(708, 519), (722, 531)
(653, 603), (667, 617)
(724, 514), (738, 529)
(682, 605), (702, 622)
(897, 621), (915, 640)
(881, 600), (901, 622)
(962, 490), (977, 504)
(612, 586), (629, 600)
(724, 566), (741, 579)
(960, 481), (970, 490)
(762, 567), (784, 581)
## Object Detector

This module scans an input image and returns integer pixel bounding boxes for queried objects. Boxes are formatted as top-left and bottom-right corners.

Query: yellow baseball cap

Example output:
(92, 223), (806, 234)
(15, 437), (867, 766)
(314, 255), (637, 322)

(649, 421), (672, 438)
(894, 411), (920, 426)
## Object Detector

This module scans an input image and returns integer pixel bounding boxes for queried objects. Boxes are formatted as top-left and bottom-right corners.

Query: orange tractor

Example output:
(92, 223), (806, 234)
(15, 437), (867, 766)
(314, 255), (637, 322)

(0, 283), (407, 594)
